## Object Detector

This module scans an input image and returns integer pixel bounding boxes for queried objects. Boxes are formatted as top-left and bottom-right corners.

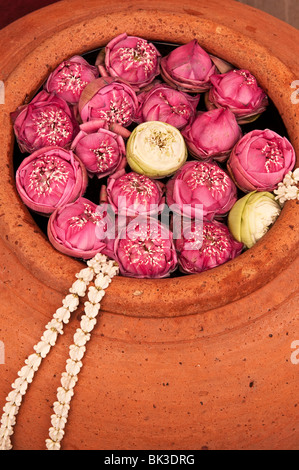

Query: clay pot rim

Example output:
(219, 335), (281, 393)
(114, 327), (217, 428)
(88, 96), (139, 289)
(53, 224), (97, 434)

(0, 0), (298, 318)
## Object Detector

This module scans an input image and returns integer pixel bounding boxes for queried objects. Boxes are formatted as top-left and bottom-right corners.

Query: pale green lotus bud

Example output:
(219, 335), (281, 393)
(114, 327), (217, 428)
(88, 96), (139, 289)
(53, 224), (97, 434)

(126, 121), (188, 179)
(228, 191), (281, 249)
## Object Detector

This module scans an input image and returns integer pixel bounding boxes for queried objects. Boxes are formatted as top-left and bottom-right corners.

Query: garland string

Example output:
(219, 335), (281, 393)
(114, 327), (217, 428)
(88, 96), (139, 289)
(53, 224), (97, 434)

(0, 253), (119, 451)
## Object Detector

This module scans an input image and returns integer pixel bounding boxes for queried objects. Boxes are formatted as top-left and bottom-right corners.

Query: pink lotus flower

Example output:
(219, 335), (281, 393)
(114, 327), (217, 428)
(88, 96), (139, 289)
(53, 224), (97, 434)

(182, 108), (242, 162)
(78, 77), (138, 127)
(175, 219), (243, 274)
(71, 121), (126, 179)
(227, 129), (296, 192)
(206, 69), (269, 124)
(15, 147), (88, 216)
(11, 90), (79, 154)
(48, 197), (113, 259)
(135, 83), (199, 130)
(45, 55), (99, 105)
(160, 39), (216, 93)
(97, 33), (161, 91)
(114, 217), (178, 278)
(106, 168), (165, 216)
(166, 161), (237, 220)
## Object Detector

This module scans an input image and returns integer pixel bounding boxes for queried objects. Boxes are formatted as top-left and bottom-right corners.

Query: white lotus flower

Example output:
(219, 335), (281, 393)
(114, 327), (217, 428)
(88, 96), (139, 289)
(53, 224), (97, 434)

(126, 121), (187, 178)
(228, 191), (281, 249)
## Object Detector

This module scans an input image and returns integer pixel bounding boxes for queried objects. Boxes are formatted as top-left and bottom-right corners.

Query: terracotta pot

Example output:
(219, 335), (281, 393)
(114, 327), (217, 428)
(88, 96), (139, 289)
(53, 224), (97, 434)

(0, 0), (298, 450)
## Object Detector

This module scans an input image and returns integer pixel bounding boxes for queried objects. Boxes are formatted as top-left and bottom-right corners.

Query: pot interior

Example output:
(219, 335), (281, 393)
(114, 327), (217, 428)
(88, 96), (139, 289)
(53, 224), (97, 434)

(12, 41), (290, 279)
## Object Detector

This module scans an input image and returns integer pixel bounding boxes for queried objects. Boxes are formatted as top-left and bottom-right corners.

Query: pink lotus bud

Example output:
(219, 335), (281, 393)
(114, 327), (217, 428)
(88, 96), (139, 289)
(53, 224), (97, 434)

(98, 33), (161, 91)
(78, 77), (138, 127)
(15, 147), (88, 216)
(135, 83), (199, 130)
(160, 39), (216, 93)
(166, 161), (237, 220)
(11, 90), (79, 153)
(48, 197), (114, 260)
(45, 55), (99, 105)
(106, 169), (165, 216)
(227, 129), (296, 192)
(71, 123), (126, 179)
(206, 69), (269, 124)
(114, 217), (178, 278)
(175, 219), (243, 274)
(182, 108), (242, 162)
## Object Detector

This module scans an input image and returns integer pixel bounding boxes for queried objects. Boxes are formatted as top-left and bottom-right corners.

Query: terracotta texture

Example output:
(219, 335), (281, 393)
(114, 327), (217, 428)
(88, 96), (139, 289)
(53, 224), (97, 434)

(0, 0), (298, 450)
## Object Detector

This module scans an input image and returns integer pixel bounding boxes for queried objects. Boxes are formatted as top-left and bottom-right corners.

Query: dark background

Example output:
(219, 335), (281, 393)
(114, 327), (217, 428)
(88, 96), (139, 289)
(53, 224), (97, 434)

(0, 0), (298, 31)
(0, 0), (60, 29)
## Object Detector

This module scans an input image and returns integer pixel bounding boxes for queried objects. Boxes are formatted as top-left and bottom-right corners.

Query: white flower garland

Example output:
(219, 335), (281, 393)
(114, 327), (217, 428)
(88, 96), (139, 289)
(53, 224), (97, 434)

(274, 169), (299, 205)
(0, 253), (119, 451)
